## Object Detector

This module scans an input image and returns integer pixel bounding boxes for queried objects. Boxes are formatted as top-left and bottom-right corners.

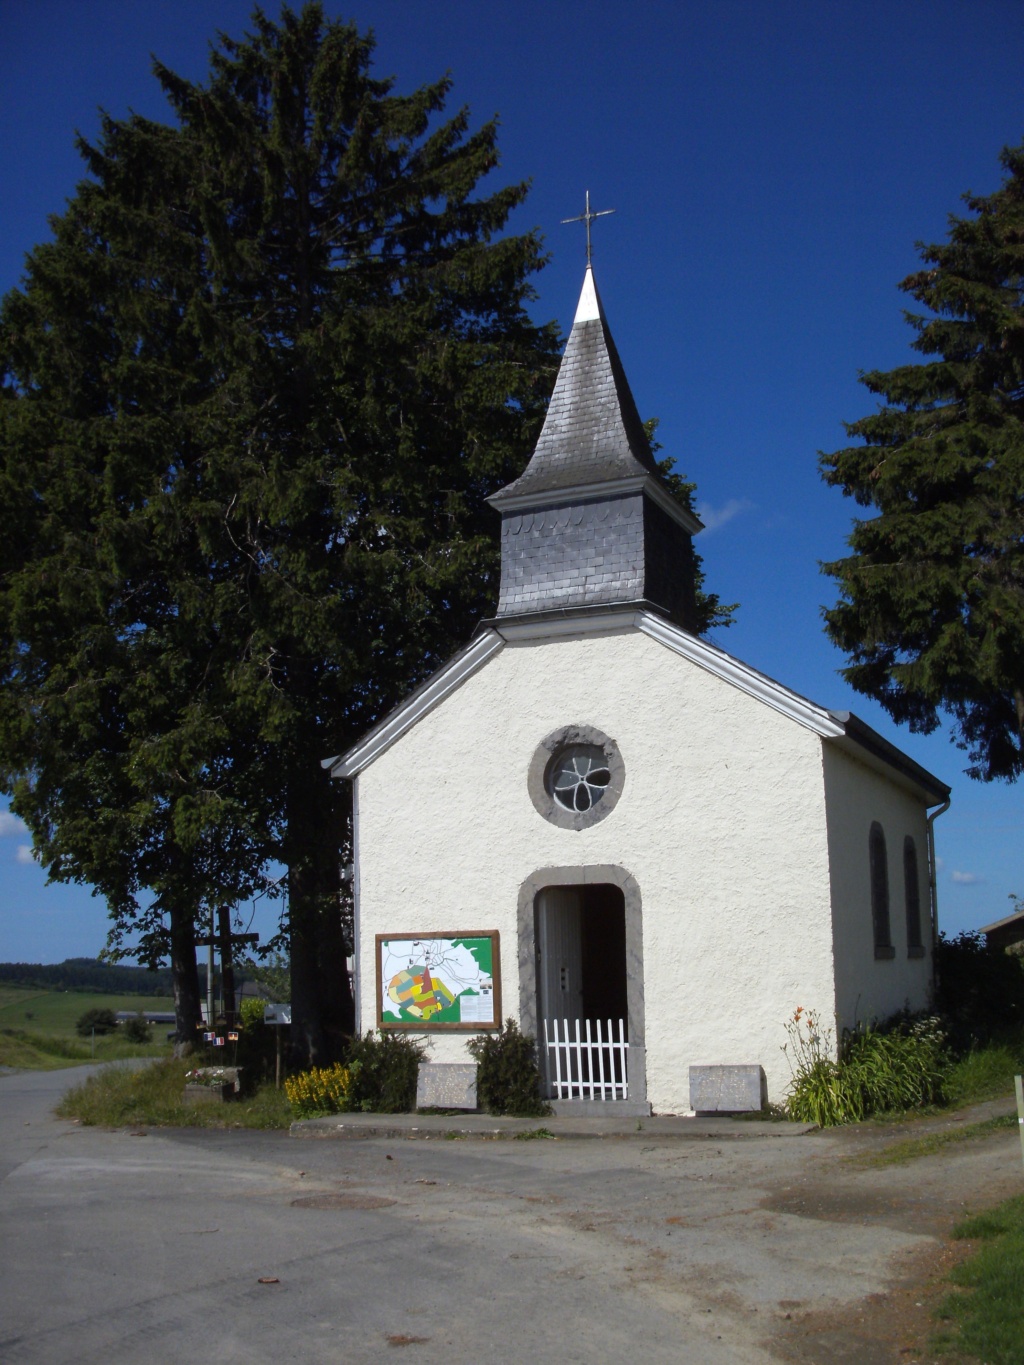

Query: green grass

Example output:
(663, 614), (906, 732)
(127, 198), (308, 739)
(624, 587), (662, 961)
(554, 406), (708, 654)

(932, 1194), (1024, 1362)
(943, 1044), (1024, 1107)
(55, 1057), (293, 1129)
(0, 985), (174, 1070)
(0, 984), (175, 1035)
(851, 1113), (1016, 1168)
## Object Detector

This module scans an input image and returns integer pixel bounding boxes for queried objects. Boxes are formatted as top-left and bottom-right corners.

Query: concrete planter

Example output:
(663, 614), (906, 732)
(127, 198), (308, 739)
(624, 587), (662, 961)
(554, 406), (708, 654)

(184, 1083), (234, 1105)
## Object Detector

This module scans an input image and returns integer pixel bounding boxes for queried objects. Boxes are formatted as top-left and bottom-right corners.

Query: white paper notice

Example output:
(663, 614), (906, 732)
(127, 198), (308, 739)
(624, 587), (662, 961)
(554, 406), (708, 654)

(458, 991), (494, 1024)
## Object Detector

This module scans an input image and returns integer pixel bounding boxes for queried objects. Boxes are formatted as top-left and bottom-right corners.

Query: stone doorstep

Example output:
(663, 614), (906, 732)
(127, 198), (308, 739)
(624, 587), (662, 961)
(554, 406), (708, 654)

(549, 1098), (651, 1118)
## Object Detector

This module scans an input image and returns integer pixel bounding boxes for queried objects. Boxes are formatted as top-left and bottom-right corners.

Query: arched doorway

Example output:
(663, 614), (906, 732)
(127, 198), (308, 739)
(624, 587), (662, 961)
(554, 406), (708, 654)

(536, 883), (626, 1030)
(517, 866), (646, 1109)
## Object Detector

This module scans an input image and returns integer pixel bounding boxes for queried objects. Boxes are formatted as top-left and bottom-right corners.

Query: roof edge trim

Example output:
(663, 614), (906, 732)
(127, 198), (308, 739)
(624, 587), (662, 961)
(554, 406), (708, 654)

(827, 711), (951, 803)
(326, 630), (505, 779)
(487, 473), (703, 535)
(979, 908), (1024, 935)
(636, 614), (846, 737)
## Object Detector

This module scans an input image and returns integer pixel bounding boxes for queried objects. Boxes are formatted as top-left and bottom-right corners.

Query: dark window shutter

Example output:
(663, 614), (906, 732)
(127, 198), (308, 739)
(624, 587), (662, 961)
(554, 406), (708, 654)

(904, 836), (924, 954)
(869, 822), (893, 957)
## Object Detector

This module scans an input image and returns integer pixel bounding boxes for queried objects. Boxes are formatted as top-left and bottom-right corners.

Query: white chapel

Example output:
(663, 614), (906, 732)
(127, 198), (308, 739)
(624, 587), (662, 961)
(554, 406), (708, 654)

(327, 264), (949, 1115)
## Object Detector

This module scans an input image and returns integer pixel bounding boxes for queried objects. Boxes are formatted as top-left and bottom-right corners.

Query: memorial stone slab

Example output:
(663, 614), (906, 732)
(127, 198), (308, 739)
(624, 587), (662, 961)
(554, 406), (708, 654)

(416, 1063), (478, 1111)
(689, 1064), (765, 1113)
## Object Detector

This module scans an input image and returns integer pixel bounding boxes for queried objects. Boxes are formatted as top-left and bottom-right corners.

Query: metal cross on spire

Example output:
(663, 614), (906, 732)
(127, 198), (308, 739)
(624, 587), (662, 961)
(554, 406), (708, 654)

(561, 190), (616, 265)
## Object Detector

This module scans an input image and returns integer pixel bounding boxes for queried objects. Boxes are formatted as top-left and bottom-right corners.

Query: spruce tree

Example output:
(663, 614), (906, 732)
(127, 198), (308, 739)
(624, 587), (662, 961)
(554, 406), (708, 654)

(0, 4), (561, 1056)
(820, 139), (1024, 782)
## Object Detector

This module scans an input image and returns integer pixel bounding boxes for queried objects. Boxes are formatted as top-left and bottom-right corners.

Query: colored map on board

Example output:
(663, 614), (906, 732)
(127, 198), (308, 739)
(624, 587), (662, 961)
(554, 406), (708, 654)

(380, 936), (495, 1026)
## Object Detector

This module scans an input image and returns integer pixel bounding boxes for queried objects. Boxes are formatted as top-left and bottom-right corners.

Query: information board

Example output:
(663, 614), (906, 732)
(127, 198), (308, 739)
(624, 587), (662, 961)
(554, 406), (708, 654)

(376, 932), (501, 1031)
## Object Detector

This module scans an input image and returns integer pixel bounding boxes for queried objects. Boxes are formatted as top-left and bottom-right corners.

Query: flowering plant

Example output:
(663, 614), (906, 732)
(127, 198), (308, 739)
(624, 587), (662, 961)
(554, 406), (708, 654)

(781, 1006), (861, 1126)
(782, 1006), (948, 1126)
(285, 1063), (355, 1118)
(184, 1067), (234, 1089)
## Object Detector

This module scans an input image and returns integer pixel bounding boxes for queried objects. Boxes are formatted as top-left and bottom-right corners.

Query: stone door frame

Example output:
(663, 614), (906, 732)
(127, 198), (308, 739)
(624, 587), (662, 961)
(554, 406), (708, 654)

(517, 864), (646, 1105)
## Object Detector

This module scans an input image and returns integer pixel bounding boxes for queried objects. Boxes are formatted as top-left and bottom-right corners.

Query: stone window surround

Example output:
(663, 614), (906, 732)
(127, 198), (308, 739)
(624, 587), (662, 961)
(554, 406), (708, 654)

(527, 724), (625, 830)
(516, 863), (646, 1105)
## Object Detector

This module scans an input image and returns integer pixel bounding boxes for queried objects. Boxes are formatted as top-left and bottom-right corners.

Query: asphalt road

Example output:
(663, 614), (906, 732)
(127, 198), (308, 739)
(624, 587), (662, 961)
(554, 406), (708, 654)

(0, 1066), (1019, 1363)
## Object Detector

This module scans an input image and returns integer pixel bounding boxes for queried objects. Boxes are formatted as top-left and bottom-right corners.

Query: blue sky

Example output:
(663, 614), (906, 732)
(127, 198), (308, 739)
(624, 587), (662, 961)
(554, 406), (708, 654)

(1, 0), (1022, 962)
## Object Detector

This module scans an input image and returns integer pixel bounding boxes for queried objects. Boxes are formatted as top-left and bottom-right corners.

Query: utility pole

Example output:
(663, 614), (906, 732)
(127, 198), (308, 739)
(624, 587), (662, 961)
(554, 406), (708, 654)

(207, 905), (215, 1026)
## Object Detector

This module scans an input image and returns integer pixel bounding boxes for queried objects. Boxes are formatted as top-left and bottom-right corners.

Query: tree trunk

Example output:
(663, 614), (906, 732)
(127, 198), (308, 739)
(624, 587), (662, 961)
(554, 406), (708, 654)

(169, 906), (203, 1045)
(286, 759), (354, 1066)
(217, 902), (237, 1027)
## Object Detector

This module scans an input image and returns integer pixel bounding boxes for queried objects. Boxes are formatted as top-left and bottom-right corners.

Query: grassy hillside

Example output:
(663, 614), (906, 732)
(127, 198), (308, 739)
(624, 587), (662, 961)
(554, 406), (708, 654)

(0, 985), (175, 1070)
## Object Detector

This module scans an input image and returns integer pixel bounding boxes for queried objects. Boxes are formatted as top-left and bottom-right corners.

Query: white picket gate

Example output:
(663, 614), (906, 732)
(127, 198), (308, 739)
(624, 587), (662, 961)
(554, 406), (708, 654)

(542, 1017), (629, 1101)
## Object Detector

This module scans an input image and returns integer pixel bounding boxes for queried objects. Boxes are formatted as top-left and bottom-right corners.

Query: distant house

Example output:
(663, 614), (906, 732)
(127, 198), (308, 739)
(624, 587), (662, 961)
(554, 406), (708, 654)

(980, 908), (1024, 954)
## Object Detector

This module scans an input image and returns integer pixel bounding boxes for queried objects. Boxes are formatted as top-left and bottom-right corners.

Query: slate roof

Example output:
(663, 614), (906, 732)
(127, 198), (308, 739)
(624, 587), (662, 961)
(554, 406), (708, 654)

(489, 267), (662, 506)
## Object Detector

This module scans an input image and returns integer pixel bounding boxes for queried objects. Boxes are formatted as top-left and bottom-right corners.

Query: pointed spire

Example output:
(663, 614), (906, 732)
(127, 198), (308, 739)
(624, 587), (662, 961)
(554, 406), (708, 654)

(490, 266), (662, 507)
(488, 264), (702, 629)
(572, 265), (601, 324)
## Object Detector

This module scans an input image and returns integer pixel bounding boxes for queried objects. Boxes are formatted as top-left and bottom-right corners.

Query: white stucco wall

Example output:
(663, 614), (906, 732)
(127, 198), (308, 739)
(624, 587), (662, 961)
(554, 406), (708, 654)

(352, 626), (844, 1111)
(822, 745), (934, 1031)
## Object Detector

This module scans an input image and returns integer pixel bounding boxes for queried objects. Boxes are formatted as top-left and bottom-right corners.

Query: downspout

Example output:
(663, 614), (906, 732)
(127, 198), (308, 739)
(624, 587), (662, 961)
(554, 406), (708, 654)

(926, 796), (951, 993)
(350, 777), (362, 1035)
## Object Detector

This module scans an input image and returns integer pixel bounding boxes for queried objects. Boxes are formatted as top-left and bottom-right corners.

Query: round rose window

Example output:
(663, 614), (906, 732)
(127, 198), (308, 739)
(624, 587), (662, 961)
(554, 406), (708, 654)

(548, 744), (612, 813)
(527, 725), (624, 830)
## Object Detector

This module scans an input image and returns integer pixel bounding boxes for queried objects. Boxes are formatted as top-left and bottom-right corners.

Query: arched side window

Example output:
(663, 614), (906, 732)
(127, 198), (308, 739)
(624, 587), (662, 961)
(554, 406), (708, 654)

(904, 836), (925, 956)
(869, 822), (894, 959)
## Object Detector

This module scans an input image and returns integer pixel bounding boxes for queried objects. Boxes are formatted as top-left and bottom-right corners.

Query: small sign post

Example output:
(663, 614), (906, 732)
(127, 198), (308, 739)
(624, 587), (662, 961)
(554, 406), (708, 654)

(264, 1004), (292, 1089)
(1016, 1074), (1024, 1171)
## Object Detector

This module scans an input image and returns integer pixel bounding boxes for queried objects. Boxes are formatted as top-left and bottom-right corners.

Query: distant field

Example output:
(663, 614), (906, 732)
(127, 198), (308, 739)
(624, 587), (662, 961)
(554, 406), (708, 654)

(0, 985), (175, 1034)
(0, 986), (175, 1070)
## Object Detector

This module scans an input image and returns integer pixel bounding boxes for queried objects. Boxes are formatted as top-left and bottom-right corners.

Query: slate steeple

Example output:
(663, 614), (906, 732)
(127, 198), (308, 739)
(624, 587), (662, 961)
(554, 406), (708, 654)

(488, 266), (703, 629)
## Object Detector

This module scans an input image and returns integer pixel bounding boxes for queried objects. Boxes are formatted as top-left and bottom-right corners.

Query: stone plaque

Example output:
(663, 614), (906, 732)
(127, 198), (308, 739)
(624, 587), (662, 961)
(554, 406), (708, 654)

(689, 1065), (765, 1113)
(416, 1062), (478, 1111)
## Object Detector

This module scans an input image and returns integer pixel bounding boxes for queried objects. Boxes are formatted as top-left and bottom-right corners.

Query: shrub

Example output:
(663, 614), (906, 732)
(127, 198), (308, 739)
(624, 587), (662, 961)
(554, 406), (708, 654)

(121, 1013), (152, 1044)
(284, 1063), (354, 1119)
(75, 1007), (119, 1038)
(843, 1017), (946, 1113)
(782, 1007), (945, 1126)
(345, 1030), (424, 1113)
(936, 931), (1024, 1050)
(239, 997), (267, 1029)
(235, 996), (276, 1085)
(468, 1018), (550, 1117)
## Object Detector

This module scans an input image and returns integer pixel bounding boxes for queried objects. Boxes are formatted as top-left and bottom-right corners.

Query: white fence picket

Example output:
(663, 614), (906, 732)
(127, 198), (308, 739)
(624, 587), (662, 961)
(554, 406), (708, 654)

(543, 1017), (628, 1101)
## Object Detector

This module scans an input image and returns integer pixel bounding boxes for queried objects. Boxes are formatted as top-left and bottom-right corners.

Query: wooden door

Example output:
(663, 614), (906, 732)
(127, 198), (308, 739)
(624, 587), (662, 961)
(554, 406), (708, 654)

(537, 886), (584, 1094)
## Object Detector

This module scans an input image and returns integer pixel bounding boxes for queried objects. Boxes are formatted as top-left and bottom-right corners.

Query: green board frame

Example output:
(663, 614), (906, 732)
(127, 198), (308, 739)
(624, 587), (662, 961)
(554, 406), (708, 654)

(375, 931), (501, 1031)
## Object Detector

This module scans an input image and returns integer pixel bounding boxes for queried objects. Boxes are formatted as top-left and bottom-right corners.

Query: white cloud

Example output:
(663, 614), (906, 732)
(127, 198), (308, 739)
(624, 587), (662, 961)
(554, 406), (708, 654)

(696, 498), (753, 534)
(951, 870), (984, 886)
(934, 856), (945, 871)
(16, 844), (36, 865)
(0, 811), (28, 838)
